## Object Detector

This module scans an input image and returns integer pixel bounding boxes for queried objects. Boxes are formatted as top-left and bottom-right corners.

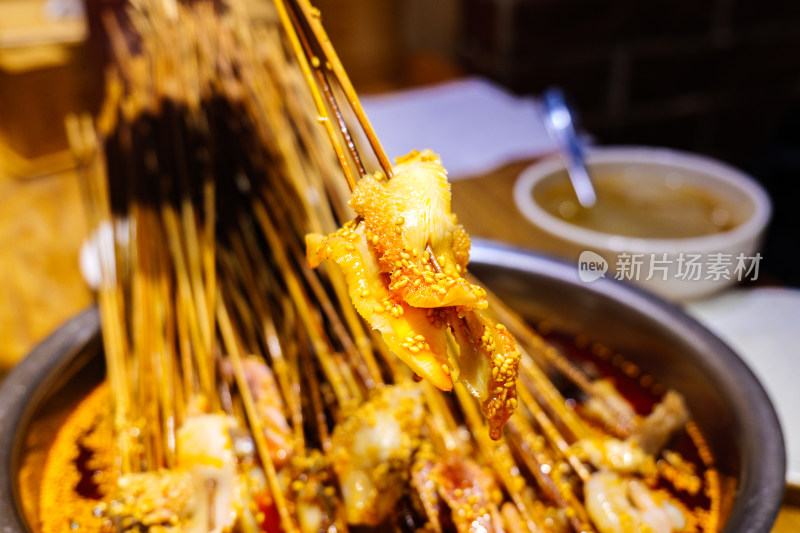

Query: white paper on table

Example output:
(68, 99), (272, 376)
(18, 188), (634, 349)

(686, 288), (800, 486)
(361, 77), (557, 179)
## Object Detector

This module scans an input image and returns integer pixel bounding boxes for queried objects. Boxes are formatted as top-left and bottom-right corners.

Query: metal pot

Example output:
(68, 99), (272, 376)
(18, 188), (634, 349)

(0, 241), (786, 532)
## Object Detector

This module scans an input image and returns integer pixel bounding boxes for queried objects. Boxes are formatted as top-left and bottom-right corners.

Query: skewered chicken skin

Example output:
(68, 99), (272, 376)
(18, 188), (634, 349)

(307, 150), (521, 438)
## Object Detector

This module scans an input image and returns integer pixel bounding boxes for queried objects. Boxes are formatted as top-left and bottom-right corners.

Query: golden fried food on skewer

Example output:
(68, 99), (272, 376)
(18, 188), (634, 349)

(307, 217), (454, 390)
(307, 149), (521, 438)
(347, 151), (485, 310)
(40, 1), (721, 532)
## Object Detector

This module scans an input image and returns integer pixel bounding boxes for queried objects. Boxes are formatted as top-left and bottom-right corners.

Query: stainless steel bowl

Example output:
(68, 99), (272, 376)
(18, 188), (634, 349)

(0, 241), (786, 532)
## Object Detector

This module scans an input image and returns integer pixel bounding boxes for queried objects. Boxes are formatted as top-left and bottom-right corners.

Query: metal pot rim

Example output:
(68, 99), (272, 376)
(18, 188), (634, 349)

(0, 240), (786, 532)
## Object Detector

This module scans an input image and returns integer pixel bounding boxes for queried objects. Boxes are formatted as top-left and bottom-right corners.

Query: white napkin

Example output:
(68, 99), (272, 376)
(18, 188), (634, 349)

(686, 288), (800, 485)
(362, 77), (557, 179)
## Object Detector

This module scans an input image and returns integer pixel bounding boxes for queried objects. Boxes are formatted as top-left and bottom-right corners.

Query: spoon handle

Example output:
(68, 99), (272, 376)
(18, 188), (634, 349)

(543, 88), (597, 208)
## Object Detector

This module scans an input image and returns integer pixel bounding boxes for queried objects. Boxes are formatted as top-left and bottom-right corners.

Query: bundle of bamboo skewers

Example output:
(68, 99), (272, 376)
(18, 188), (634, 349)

(60, 1), (721, 532)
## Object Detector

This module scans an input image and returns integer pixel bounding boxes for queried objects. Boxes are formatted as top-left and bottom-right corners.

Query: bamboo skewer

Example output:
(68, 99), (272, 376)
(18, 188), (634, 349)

(286, 0), (393, 176)
(265, 6), (662, 532)
(68, 114), (136, 475)
(65, 3), (713, 533)
(268, 0), (359, 189)
(217, 297), (300, 533)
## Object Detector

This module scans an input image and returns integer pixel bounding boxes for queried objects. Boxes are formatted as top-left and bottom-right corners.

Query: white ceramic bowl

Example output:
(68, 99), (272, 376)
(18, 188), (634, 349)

(513, 147), (772, 301)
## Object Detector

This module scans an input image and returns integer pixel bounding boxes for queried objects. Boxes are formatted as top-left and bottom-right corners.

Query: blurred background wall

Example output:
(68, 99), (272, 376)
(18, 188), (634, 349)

(314, 0), (464, 91)
(459, 0), (800, 285)
(461, 0), (800, 169)
(7, 0), (796, 171)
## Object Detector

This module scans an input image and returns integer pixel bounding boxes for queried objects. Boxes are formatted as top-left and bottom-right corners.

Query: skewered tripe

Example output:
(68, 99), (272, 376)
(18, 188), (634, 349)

(307, 149), (521, 439)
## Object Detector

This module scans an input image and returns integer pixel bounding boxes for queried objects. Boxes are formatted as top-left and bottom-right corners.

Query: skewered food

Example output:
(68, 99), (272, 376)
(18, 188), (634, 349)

(331, 384), (426, 525)
(111, 414), (242, 533)
(584, 471), (689, 533)
(307, 149), (520, 438)
(26, 1), (723, 532)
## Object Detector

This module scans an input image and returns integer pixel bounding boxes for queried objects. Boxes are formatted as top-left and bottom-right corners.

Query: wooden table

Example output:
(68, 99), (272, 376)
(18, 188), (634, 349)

(0, 168), (91, 372)
(450, 160), (799, 533)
